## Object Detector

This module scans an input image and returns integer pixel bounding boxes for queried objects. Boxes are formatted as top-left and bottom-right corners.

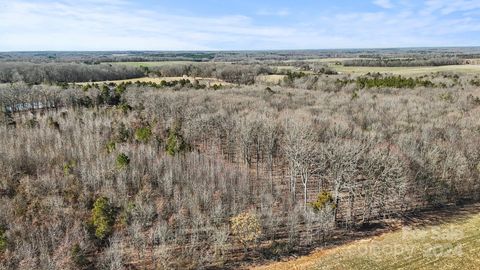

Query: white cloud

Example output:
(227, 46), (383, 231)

(423, 0), (480, 15)
(0, 1), (297, 50)
(373, 0), (394, 9)
(257, 8), (290, 16)
(0, 0), (479, 50)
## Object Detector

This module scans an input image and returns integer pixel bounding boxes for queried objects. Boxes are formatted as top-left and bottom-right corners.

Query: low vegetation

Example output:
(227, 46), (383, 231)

(90, 197), (116, 241)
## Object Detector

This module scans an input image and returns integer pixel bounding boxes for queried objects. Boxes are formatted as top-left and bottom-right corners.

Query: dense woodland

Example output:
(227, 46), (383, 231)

(1, 54), (480, 269)
(0, 62), (144, 84)
(0, 61), (338, 86)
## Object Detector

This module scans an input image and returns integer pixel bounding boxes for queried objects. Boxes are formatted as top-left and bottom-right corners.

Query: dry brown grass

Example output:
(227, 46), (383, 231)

(254, 204), (480, 270)
(255, 75), (285, 84)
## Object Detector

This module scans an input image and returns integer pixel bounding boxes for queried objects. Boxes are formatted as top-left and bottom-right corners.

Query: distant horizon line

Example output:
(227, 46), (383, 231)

(2, 46), (480, 53)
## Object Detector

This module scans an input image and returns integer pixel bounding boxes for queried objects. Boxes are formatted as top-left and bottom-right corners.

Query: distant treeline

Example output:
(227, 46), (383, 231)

(343, 57), (463, 67)
(0, 61), (276, 85)
(0, 62), (144, 84)
(3, 47), (480, 63)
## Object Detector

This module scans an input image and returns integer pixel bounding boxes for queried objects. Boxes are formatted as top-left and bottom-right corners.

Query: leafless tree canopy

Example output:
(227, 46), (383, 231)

(1, 53), (480, 269)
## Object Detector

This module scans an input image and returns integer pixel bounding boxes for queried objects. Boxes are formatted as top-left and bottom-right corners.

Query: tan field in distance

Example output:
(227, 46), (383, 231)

(332, 64), (480, 76)
(256, 74), (286, 84)
(74, 76), (232, 86)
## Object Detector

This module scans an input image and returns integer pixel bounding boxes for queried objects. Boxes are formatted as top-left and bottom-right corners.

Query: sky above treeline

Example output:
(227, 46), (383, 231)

(1, 0), (480, 51)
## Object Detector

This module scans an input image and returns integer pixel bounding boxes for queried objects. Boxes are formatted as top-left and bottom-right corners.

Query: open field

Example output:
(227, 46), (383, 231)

(332, 64), (480, 75)
(255, 205), (480, 270)
(306, 58), (364, 63)
(73, 76), (232, 86)
(255, 74), (286, 84)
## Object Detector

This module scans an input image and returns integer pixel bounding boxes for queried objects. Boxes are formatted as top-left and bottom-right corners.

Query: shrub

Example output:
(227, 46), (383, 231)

(114, 123), (130, 143)
(264, 87), (274, 94)
(97, 85), (110, 105)
(82, 84), (92, 92)
(116, 153), (130, 169)
(1, 112), (15, 127)
(0, 226), (7, 253)
(25, 118), (39, 128)
(230, 211), (262, 252)
(71, 243), (90, 269)
(106, 140), (116, 153)
(97, 84), (121, 105)
(467, 94), (480, 106)
(166, 122), (188, 156)
(309, 192), (336, 212)
(63, 160), (76, 176)
(351, 91), (359, 100)
(118, 201), (135, 226)
(439, 92), (454, 103)
(114, 84), (127, 95)
(470, 79), (480, 87)
(212, 84), (222, 90)
(134, 126), (152, 143)
(78, 96), (94, 108)
(91, 197), (116, 240)
(117, 102), (132, 114)
(47, 116), (60, 130)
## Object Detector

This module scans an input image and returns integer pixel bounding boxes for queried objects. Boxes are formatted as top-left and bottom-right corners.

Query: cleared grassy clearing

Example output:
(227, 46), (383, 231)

(256, 74), (285, 84)
(332, 64), (480, 75)
(74, 76), (231, 86)
(255, 206), (480, 270)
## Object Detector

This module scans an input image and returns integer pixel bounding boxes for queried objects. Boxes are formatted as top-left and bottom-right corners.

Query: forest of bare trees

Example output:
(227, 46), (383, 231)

(0, 61), (339, 86)
(0, 62), (144, 84)
(1, 66), (480, 269)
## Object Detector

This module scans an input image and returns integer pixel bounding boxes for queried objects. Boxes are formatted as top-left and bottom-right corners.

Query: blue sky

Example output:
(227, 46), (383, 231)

(1, 0), (480, 51)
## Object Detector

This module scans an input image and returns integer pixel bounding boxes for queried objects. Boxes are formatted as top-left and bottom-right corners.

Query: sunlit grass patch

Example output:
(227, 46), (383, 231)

(255, 212), (480, 270)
